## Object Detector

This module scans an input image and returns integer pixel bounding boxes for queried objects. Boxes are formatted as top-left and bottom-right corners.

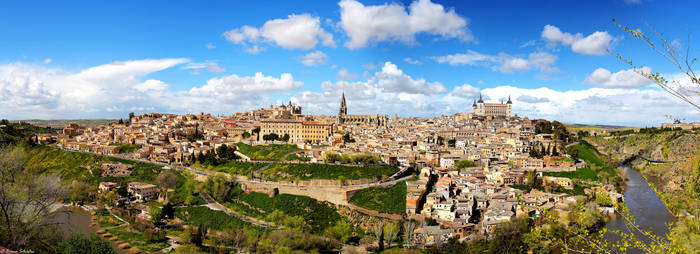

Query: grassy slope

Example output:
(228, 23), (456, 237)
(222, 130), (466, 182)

(226, 192), (342, 233)
(260, 163), (398, 181)
(25, 145), (203, 205)
(26, 145), (161, 184)
(235, 142), (298, 161)
(175, 206), (266, 232)
(349, 181), (407, 214)
(195, 160), (269, 176)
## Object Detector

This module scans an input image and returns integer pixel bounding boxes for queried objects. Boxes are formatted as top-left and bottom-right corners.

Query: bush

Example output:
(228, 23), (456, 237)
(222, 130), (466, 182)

(58, 233), (114, 254)
(235, 142), (298, 161)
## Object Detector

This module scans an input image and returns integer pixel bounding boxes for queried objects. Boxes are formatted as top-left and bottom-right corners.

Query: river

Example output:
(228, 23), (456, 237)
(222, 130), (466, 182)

(49, 206), (132, 254)
(604, 164), (675, 253)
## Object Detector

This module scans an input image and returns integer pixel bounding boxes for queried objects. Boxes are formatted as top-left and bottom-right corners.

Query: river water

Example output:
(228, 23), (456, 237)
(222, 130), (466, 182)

(49, 206), (131, 254)
(604, 164), (675, 253)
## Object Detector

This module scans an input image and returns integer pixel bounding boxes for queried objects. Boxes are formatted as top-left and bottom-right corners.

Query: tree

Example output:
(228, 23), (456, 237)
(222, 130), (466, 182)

(404, 221), (416, 246)
(488, 217), (530, 254)
(613, 19), (700, 109)
(0, 146), (68, 250)
(197, 151), (205, 164)
(567, 146), (579, 158)
(384, 222), (399, 247)
(280, 133), (290, 142)
(190, 224), (207, 247)
(373, 221), (385, 250)
(150, 206), (163, 224)
(455, 160), (477, 169)
(205, 174), (237, 202)
(328, 220), (353, 243)
(58, 233), (115, 254)
(263, 133), (279, 141)
(156, 171), (178, 191)
(70, 181), (96, 204)
(342, 133), (355, 143)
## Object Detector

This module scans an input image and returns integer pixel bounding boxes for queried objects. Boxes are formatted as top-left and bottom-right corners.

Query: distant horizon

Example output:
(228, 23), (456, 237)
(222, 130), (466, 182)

(6, 114), (676, 128)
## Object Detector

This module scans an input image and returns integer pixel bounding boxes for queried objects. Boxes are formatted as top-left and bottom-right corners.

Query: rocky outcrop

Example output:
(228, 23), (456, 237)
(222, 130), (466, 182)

(585, 132), (700, 215)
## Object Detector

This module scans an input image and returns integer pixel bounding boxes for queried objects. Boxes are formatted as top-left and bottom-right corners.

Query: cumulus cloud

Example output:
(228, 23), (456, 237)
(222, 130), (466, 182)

(188, 72), (302, 98)
(206, 43), (216, 49)
(433, 50), (558, 73)
(584, 67), (652, 88)
(0, 59), (306, 119)
(375, 62), (446, 94)
(338, 0), (472, 49)
(451, 84), (480, 98)
(517, 94), (549, 103)
(223, 14), (335, 51)
(541, 25), (613, 55)
(43, 58), (52, 64)
(299, 51), (329, 66)
(293, 79), (699, 126)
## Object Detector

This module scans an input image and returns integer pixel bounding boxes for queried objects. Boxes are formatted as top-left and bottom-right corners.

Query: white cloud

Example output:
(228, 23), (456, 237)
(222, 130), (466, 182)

(206, 43), (216, 49)
(292, 79), (700, 126)
(188, 72), (302, 98)
(375, 62), (446, 94)
(404, 57), (422, 65)
(451, 84), (480, 98)
(43, 58), (52, 64)
(541, 25), (613, 55)
(184, 62), (226, 74)
(338, 68), (359, 80)
(299, 51), (329, 66)
(338, 0), (472, 49)
(433, 50), (558, 73)
(584, 67), (652, 88)
(433, 50), (496, 66)
(223, 14), (335, 51)
(0, 59), (306, 119)
(134, 79), (168, 92)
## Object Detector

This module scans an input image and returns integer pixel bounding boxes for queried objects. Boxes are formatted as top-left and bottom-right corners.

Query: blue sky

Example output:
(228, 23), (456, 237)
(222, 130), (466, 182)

(1, 0), (699, 126)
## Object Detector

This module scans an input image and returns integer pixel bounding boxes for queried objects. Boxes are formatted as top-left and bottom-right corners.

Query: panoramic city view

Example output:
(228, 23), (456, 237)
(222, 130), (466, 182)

(1, 0), (699, 253)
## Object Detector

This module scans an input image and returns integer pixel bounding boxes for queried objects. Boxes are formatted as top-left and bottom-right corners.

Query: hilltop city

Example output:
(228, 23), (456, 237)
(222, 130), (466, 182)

(30, 93), (633, 247)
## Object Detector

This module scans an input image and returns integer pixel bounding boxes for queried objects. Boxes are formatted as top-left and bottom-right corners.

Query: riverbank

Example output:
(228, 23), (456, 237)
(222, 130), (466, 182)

(49, 205), (137, 254)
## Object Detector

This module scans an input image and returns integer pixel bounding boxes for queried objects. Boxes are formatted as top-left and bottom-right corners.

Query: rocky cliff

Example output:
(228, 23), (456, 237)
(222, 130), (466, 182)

(585, 131), (700, 215)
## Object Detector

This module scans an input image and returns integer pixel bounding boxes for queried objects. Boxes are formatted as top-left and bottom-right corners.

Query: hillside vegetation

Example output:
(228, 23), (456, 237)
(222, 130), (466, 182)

(235, 142), (298, 161)
(260, 163), (398, 181)
(585, 130), (700, 216)
(349, 181), (407, 214)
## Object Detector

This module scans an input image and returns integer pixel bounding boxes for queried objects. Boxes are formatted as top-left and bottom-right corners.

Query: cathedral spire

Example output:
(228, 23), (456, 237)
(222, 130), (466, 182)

(339, 92), (347, 115)
(478, 94), (484, 103)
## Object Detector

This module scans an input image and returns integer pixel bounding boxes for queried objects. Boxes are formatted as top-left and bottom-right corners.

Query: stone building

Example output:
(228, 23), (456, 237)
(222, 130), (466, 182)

(337, 92), (388, 126)
(260, 119), (333, 144)
(127, 182), (159, 201)
(472, 94), (512, 117)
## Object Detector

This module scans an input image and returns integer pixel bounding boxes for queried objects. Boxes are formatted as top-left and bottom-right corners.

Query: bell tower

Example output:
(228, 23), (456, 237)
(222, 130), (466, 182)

(338, 92), (347, 123)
